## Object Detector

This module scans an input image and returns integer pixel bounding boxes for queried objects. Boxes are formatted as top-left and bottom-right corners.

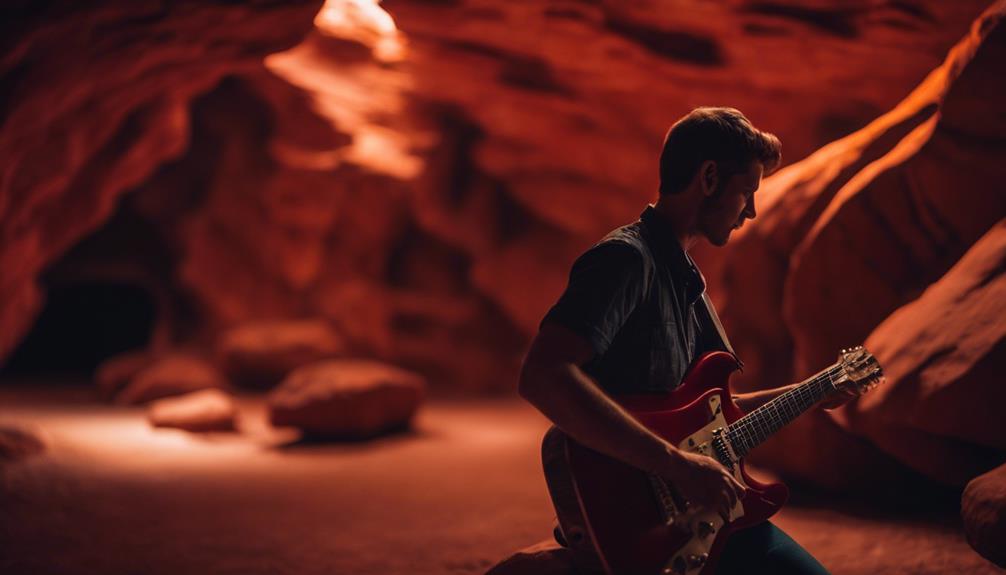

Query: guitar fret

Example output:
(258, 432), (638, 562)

(727, 364), (843, 458)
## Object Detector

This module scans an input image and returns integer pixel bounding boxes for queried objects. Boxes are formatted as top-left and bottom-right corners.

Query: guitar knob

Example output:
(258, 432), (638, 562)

(669, 555), (688, 574)
(687, 553), (708, 568)
(697, 521), (716, 538)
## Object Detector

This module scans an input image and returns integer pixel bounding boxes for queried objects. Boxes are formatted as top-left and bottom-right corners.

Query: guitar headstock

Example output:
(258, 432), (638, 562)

(835, 345), (885, 396)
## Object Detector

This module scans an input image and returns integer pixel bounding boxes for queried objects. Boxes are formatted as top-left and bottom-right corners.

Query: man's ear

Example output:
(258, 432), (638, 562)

(699, 160), (718, 197)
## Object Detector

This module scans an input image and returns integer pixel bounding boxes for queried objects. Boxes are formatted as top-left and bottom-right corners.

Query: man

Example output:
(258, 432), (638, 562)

(518, 108), (836, 574)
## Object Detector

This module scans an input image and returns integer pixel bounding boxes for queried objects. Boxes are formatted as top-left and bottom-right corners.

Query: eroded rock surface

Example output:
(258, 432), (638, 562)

(697, 2), (1006, 394)
(268, 359), (425, 438)
(216, 319), (344, 389)
(95, 350), (157, 400)
(1, 0), (993, 394)
(0, 0), (321, 367)
(831, 220), (1006, 485)
(486, 539), (578, 575)
(117, 355), (228, 405)
(963, 463), (1006, 568)
(147, 389), (238, 433)
(0, 426), (46, 462)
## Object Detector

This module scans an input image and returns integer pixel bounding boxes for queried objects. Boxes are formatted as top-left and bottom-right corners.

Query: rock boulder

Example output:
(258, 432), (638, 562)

(117, 355), (228, 405)
(268, 359), (425, 438)
(147, 389), (238, 433)
(216, 319), (344, 389)
(963, 462), (1006, 568)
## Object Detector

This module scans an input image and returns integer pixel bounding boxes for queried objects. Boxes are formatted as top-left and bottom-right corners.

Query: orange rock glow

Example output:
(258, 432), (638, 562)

(1, 0), (1004, 572)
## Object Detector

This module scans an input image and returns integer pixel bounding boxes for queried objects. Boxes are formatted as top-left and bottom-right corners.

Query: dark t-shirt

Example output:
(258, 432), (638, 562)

(541, 205), (726, 394)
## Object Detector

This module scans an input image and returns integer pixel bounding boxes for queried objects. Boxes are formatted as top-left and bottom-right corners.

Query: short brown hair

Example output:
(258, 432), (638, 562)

(658, 107), (781, 195)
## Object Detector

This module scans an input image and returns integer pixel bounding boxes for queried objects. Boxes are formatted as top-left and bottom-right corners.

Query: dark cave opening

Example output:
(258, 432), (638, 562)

(1, 281), (156, 377)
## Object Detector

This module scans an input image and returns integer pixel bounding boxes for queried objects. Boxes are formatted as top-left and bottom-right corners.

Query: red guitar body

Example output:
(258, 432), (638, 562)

(542, 351), (789, 575)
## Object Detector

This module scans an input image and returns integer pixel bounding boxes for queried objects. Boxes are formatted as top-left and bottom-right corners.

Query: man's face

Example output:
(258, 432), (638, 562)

(698, 160), (762, 247)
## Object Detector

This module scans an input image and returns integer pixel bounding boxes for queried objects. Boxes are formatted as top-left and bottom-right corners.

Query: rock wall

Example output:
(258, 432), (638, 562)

(0, 0), (999, 397)
(714, 1), (1006, 488)
(0, 0), (322, 366)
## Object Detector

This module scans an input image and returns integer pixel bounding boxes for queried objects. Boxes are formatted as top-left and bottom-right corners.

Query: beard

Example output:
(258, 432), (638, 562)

(698, 180), (735, 246)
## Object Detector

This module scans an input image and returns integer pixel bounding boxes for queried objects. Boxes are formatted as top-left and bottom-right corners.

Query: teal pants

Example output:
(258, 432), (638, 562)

(715, 521), (830, 575)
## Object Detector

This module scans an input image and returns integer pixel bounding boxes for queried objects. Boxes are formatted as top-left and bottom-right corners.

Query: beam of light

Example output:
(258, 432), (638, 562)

(314, 0), (407, 64)
(264, 0), (426, 181)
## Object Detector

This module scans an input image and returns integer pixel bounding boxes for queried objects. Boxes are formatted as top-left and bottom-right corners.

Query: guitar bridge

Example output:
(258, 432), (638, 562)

(711, 428), (736, 471)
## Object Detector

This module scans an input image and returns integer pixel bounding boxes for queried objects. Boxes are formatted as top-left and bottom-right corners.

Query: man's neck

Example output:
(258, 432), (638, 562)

(652, 194), (700, 252)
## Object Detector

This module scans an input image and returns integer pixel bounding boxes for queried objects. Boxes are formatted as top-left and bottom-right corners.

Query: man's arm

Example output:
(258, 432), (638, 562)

(732, 382), (859, 413)
(519, 321), (678, 475)
(519, 321), (745, 521)
(732, 385), (798, 414)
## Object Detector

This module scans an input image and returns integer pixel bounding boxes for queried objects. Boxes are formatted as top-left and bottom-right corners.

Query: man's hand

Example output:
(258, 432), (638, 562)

(658, 449), (746, 523)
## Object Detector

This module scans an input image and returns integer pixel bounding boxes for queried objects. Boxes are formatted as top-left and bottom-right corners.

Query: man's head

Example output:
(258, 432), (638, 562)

(658, 107), (781, 246)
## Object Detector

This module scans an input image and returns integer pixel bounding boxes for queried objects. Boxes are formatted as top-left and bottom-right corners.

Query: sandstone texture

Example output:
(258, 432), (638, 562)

(216, 319), (344, 389)
(0, 0), (321, 372)
(117, 355), (228, 406)
(147, 389), (238, 433)
(698, 1), (1006, 393)
(1, 0), (994, 394)
(699, 2), (1006, 490)
(486, 538), (578, 575)
(830, 220), (1006, 485)
(268, 359), (425, 438)
(0, 426), (46, 462)
(963, 463), (1006, 567)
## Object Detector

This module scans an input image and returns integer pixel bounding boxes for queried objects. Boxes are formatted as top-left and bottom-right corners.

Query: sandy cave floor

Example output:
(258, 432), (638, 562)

(0, 385), (1000, 575)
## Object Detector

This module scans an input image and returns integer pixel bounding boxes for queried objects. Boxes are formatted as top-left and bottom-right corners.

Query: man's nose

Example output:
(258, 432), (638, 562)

(744, 199), (757, 219)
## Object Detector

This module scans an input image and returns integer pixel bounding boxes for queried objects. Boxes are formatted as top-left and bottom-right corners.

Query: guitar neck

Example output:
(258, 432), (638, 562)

(725, 363), (842, 458)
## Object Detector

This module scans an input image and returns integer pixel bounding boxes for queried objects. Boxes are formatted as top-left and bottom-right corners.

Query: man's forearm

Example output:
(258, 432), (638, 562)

(732, 383), (799, 413)
(520, 362), (680, 476)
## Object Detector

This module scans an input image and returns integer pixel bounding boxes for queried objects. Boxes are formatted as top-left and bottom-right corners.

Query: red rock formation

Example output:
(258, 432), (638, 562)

(216, 319), (345, 389)
(784, 8), (1006, 377)
(147, 389), (238, 432)
(95, 349), (157, 400)
(268, 359), (425, 438)
(963, 463), (1006, 567)
(0, 425), (46, 461)
(117, 354), (228, 405)
(831, 220), (1006, 485)
(699, 0), (1005, 391)
(0, 0), (997, 396)
(0, 0), (321, 364)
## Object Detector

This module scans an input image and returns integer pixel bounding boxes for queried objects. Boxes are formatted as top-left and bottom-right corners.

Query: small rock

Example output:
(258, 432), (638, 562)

(268, 359), (424, 438)
(117, 355), (228, 405)
(0, 426), (46, 462)
(94, 349), (156, 400)
(962, 462), (1006, 568)
(486, 539), (580, 575)
(216, 319), (344, 389)
(147, 389), (238, 432)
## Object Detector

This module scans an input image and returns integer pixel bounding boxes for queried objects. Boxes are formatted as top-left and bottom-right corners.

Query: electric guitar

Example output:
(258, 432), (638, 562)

(542, 346), (884, 575)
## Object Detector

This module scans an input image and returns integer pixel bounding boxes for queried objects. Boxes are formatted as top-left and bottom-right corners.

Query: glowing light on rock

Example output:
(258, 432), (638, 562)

(263, 0), (423, 180)
(314, 0), (407, 63)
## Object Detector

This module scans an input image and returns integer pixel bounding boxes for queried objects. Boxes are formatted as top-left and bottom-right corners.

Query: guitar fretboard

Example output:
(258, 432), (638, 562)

(725, 364), (842, 458)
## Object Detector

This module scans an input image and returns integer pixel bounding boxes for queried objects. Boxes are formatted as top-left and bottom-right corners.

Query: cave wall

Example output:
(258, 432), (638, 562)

(1, 0), (1000, 404)
(0, 0), (322, 370)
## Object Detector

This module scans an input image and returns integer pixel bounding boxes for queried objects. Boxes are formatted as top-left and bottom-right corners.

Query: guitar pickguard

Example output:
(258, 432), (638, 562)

(661, 394), (746, 575)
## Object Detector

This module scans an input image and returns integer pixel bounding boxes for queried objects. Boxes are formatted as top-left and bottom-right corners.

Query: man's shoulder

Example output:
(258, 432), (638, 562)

(600, 220), (646, 245)
(590, 221), (654, 264)
(569, 222), (655, 289)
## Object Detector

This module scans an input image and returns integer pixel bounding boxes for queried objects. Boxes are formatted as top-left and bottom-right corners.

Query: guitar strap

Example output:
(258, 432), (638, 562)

(698, 291), (744, 370)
